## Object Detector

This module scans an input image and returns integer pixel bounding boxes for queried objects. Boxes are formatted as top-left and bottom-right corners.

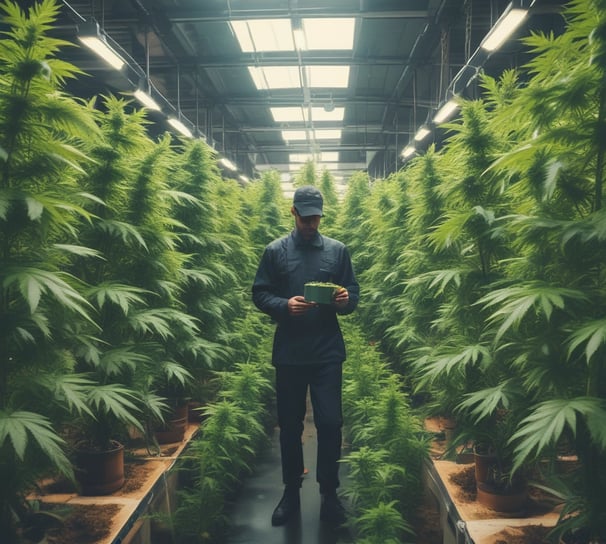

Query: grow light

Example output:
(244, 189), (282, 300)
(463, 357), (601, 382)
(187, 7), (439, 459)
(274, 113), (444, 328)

(414, 126), (431, 142)
(481, 7), (528, 52)
(433, 99), (459, 124)
(134, 89), (161, 111)
(168, 117), (193, 138)
(401, 146), (415, 158)
(219, 157), (237, 171)
(78, 21), (125, 71)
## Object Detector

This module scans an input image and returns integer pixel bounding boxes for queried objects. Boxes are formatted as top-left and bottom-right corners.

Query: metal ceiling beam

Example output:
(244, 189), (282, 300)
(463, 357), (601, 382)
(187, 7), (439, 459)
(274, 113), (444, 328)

(233, 143), (396, 153)
(256, 163), (367, 171)
(99, 9), (430, 26)
(140, 54), (412, 69)
(223, 125), (410, 135)
(176, 96), (435, 109)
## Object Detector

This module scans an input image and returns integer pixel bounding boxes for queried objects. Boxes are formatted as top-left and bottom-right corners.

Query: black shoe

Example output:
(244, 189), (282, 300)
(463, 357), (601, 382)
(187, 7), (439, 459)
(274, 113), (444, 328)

(271, 488), (300, 526)
(320, 492), (347, 525)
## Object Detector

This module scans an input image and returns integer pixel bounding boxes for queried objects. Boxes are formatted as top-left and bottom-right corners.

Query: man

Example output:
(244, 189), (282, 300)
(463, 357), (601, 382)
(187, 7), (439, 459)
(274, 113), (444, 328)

(252, 185), (359, 527)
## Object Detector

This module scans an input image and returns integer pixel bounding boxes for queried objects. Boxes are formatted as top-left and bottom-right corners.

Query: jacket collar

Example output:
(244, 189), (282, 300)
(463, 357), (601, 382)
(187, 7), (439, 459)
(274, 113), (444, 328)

(292, 229), (323, 248)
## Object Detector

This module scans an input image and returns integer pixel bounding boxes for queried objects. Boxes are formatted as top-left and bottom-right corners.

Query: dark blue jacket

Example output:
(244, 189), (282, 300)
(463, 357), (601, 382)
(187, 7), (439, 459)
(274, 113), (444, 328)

(252, 229), (359, 366)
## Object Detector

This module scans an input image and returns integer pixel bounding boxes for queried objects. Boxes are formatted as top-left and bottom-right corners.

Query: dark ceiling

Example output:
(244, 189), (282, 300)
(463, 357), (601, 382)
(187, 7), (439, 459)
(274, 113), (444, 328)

(43, 0), (567, 187)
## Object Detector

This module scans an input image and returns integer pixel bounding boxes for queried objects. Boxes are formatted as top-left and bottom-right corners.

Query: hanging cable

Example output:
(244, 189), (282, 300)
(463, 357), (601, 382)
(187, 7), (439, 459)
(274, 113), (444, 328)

(465, 0), (472, 62)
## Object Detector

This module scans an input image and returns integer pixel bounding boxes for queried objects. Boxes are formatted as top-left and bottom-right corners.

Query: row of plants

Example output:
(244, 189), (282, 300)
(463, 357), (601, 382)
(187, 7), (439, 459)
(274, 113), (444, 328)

(0, 1), (292, 541)
(162, 310), (276, 543)
(343, 0), (606, 541)
(340, 319), (429, 544)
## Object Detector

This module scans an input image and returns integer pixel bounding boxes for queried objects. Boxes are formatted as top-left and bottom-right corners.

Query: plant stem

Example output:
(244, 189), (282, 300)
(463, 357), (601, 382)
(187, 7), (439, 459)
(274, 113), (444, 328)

(594, 78), (606, 212)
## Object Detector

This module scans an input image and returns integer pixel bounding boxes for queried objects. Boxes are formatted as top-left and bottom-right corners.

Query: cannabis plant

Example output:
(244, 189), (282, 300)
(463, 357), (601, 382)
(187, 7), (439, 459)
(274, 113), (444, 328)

(171, 140), (234, 375)
(318, 167), (341, 236)
(248, 169), (289, 252)
(472, 1), (606, 539)
(0, 0), (99, 538)
(67, 96), (160, 450)
(341, 321), (427, 544)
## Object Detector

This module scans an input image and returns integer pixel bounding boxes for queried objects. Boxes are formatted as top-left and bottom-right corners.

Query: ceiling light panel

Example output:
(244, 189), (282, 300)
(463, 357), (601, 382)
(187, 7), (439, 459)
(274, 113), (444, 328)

(282, 130), (309, 141)
(248, 66), (301, 89)
(314, 129), (342, 140)
(290, 153), (315, 163)
(319, 152), (339, 162)
(311, 107), (345, 122)
(302, 18), (355, 50)
(271, 107), (306, 122)
(306, 66), (350, 88)
(231, 19), (294, 52)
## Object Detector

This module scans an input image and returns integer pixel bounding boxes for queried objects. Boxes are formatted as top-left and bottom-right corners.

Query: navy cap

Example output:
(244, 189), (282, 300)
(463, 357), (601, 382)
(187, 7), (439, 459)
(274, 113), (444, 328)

(293, 185), (324, 217)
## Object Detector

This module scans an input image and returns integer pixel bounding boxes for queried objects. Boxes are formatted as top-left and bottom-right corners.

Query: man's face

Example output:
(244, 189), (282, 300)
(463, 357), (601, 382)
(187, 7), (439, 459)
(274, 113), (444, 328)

(292, 207), (321, 240)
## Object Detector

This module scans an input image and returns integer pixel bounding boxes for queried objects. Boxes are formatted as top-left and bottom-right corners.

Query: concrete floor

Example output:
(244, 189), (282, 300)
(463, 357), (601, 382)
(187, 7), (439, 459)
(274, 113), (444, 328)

(226, 407), (353, 544)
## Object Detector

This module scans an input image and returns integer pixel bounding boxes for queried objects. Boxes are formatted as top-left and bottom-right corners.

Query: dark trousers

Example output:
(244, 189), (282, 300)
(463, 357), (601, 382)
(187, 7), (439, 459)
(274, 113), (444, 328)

(275, 363), (343, 494)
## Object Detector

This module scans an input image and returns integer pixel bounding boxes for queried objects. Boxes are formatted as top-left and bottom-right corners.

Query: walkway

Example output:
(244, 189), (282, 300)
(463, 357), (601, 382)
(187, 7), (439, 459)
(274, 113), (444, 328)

(226, 403), (353, 544)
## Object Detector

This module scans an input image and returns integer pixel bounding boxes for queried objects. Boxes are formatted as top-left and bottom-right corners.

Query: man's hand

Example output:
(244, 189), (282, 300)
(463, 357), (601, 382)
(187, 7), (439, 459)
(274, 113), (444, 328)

(333, 287), (349, 309)
(288, 295), (317, 316)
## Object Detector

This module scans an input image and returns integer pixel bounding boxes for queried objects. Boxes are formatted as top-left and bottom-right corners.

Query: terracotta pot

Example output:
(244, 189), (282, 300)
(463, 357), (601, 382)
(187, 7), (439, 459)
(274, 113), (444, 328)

(155, 404), (188, 444)
(187, 400), (206, 423)
(476, 481), (528, 513)
(75, 441), (125, 496)
(473, 444), (498, 484)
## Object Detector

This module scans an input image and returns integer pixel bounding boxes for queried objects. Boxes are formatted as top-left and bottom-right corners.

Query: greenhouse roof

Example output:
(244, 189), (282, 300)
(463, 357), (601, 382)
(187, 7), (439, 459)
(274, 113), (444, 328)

(48, 0), (567, 188)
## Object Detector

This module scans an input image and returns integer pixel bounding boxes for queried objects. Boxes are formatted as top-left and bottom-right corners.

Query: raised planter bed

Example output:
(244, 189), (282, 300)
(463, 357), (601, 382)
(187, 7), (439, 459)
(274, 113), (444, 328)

(423, 417), (564, 544)
(30, 423), (200, 544)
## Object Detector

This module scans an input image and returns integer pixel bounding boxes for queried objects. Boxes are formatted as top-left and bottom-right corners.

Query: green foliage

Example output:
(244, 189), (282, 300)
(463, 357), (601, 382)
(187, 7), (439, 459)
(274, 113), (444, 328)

(247, 169), (289, 251)
(351, 1), (606, 540)
(0, 0), (98, 538)
(341, 320), (428, 542)
(171, 319), (275, 542)
(292, 159), (317, 187)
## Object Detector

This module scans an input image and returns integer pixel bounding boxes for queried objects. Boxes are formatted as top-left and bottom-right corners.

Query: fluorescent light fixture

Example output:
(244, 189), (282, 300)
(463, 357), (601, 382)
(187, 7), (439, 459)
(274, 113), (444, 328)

(231, 19), (294, 52)
(271, 107), (306, 123)
(303, 18), (355, 50)
(414, 126), (431, 142)
(282, 130), (309, 141)
(134, 89), (161, 111)
(481, 8), (528, 52)
(168, 117), (193, 138)
(219, 157), (237, 171)
(433, 99), (459, 124)
(78, 22), (125, 70)
(401, 146), (415, 158)
(314, 129), (342, 140)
